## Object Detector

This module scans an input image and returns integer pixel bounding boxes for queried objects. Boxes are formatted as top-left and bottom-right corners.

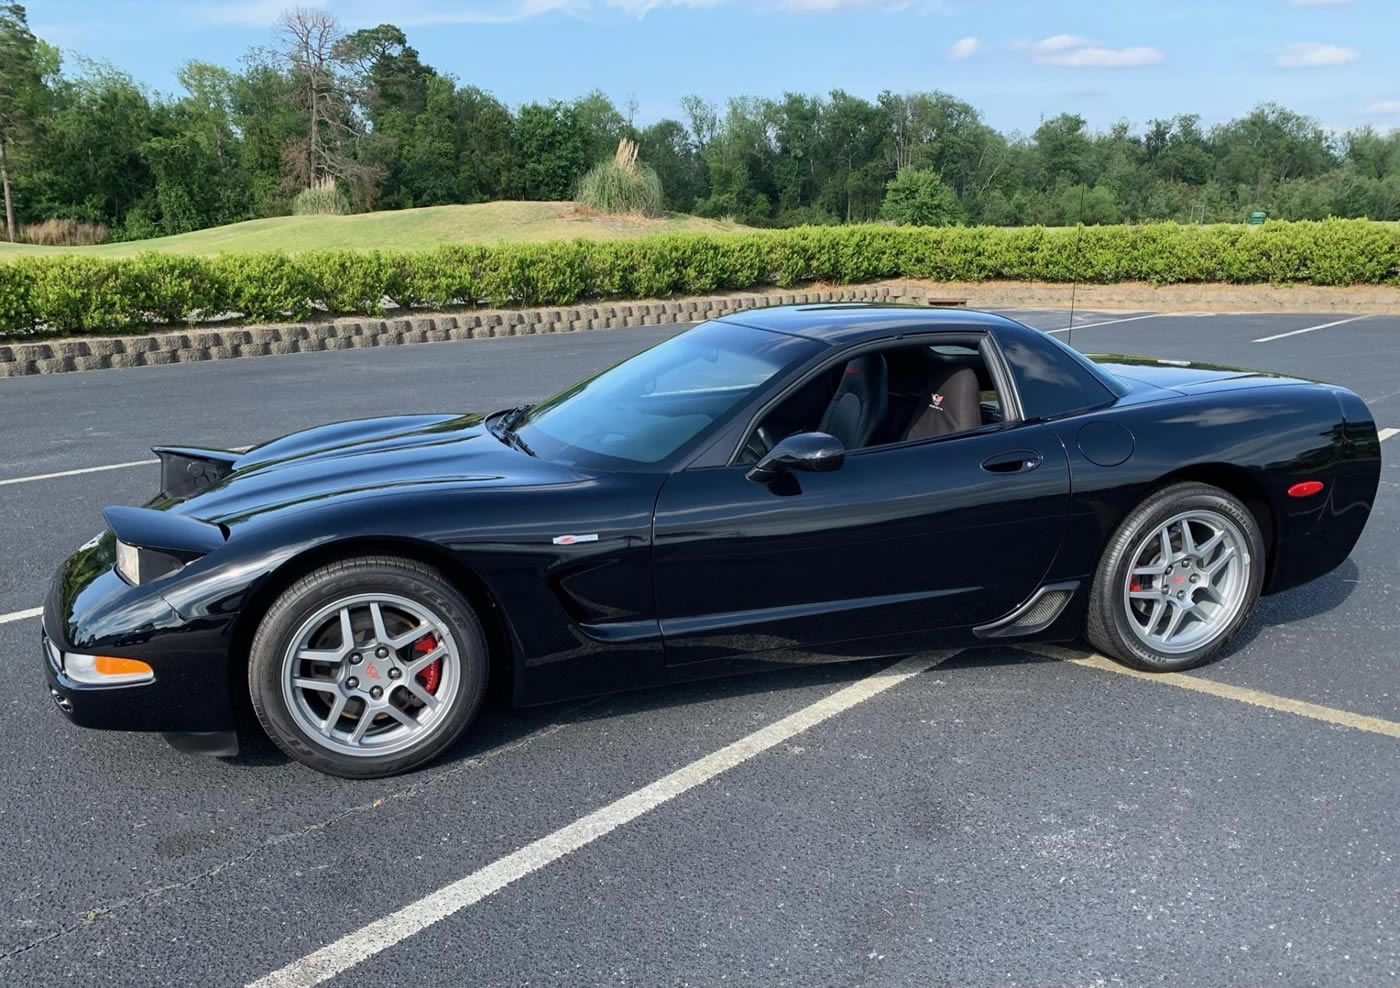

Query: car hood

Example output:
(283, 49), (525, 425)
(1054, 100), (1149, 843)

(171, 413), (587, 525)
(1089, 355), (1314, 393)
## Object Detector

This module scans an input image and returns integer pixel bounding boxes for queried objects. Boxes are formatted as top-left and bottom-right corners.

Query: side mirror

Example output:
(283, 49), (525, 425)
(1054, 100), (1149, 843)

(746, 432), (846, 484)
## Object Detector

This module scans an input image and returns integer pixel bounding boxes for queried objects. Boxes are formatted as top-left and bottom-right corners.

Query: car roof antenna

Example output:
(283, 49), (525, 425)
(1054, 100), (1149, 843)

(1066, 184), (1087, 350)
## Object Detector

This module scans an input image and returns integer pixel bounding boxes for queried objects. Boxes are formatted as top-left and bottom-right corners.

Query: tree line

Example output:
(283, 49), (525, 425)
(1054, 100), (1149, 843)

(2, 3), (1399, 244)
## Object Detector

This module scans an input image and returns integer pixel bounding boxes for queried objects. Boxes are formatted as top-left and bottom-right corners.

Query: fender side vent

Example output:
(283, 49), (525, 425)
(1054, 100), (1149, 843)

(974, 582), (1078, 639)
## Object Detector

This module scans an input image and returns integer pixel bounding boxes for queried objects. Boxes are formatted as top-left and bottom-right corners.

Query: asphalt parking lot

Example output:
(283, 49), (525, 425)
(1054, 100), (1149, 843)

(1, 307), (1397, 986)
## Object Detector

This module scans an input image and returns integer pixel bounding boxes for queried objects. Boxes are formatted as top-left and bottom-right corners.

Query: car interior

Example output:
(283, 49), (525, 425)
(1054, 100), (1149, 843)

(738, 339), (1005, 464)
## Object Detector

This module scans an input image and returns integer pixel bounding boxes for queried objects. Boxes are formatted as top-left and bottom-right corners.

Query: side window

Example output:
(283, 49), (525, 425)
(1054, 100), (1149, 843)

(1000, 334), (1115, 420)
(737, 340), (1005, 464)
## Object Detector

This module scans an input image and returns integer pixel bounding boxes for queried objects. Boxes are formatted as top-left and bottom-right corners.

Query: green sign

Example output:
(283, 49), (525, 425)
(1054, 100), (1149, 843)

(1248, 211), (1268, 225)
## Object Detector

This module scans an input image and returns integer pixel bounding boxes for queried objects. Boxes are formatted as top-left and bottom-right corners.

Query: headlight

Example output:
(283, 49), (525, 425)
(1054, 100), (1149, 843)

(64, 652), (154, 686)
(113, 539), (187, 586)
(114, 539), (140, 584)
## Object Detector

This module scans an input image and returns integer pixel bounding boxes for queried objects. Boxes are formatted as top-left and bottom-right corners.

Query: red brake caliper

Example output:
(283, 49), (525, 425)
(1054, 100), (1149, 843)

(413, 635), (442, 694)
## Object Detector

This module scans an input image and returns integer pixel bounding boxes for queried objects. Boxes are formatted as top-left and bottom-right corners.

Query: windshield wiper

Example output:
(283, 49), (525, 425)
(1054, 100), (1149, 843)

(489, 405), (528, 438)
(502, 428), (534, 457)
(492, 404), (535, 457)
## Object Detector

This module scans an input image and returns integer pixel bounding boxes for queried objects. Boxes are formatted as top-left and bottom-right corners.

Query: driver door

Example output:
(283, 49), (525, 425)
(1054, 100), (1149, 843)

(650, 423), (1071, 672)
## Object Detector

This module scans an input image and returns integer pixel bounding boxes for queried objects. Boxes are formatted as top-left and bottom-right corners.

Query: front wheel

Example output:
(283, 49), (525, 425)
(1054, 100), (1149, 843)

(1086, 483), (1265, 672)
(248, 555), (488, 778)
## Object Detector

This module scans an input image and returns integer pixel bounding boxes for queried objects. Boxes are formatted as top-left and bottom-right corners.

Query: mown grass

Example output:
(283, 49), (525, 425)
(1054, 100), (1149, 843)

(0, 201), (752, 259)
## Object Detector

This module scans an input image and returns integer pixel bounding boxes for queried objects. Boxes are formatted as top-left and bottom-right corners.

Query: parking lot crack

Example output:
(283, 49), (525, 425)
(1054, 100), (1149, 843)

(0, 703), (599, 964)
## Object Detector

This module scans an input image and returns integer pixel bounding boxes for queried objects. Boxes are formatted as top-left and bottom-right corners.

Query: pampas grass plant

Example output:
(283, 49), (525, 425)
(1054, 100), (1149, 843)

(575, 138), (664, 218)
(292, 177), (351, 216)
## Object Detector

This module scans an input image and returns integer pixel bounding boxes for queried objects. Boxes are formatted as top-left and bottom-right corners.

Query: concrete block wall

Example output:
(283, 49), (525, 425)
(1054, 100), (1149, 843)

(0, 283), (919, 378)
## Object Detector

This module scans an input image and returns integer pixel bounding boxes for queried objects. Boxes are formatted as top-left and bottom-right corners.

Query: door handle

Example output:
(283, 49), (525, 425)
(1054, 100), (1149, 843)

(981, 450), (1042, 474)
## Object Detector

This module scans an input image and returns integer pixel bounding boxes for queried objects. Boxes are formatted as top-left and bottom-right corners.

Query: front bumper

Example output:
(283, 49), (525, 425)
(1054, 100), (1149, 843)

(41, 614), (236, 733)
(41, 624), (156, 729)
(41, 544), (240, 733)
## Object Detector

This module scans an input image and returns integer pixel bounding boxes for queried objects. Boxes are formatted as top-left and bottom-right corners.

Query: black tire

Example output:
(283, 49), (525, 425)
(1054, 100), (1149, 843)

(248, 555), (488, 779)
(1086, 483), (1266, 673)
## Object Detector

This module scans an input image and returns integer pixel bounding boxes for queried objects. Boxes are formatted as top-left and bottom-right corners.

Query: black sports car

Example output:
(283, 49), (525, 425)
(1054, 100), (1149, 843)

(42, 305), (1381, 778)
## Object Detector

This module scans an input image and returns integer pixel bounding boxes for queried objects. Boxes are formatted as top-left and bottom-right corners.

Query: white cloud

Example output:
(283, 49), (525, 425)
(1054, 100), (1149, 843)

(1370, 100), (1400, 115)
(1036, 45), (1163, 68)
(1276, 42), (1360, 67)
(949, 36), (979, 60)
(1021, 35), (1163, 68)
(1029, 34), (1091, 54)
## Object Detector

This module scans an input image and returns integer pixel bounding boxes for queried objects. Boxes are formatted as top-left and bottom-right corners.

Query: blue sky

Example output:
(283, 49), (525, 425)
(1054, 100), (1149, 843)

(30, 0), (1399, 136)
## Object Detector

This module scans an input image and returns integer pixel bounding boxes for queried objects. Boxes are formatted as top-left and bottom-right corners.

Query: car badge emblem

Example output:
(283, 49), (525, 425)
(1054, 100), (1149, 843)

(553, 534), (600, 545)
(365, 663), (381, 679)
(931, 394), (945, 410)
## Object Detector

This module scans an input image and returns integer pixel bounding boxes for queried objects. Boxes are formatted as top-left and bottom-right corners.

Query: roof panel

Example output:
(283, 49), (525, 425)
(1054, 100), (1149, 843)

(715, 303), (1022, 345)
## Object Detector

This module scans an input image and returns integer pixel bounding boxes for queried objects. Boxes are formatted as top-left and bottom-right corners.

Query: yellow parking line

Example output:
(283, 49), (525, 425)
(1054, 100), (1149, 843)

(1023, 643), (1400, 739)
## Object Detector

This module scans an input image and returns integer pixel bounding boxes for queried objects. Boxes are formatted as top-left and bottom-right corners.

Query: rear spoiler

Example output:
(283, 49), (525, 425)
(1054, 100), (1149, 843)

(152, 446), (241, 499)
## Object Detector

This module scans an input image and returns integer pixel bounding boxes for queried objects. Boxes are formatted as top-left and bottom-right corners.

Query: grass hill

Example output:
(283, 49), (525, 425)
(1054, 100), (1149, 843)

(0, 201), (752, 258)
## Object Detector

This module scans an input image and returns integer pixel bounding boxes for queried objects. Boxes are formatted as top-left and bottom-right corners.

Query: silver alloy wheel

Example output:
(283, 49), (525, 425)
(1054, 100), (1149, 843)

(280, 593), (462, 758)
(1122, 509), (1251, 656)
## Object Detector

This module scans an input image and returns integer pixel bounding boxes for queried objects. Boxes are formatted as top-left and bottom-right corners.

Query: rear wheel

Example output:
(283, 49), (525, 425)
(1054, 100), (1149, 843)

(1086, 483), (1265, 672)
(249, 555), (488, 778)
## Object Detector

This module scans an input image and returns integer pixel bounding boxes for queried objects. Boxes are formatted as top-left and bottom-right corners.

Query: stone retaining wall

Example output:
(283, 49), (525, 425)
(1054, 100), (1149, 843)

(0, 283), (918, 378)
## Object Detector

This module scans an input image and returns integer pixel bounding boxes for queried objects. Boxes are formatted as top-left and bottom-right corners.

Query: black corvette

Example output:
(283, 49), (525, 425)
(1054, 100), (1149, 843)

(42, 305), (1380, 778)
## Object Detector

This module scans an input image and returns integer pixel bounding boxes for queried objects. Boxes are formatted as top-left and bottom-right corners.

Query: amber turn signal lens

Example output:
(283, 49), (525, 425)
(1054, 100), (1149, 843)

(63, 652), (155, 686)
(93, 656), (154, 677)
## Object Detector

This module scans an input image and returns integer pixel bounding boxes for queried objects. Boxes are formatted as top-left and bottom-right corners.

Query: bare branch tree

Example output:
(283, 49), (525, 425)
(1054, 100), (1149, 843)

(274, 7), (384, 205)
(277, 6), (339, 190)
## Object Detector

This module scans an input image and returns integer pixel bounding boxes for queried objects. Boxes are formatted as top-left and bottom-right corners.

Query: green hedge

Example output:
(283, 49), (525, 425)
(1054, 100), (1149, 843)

(2, 219), (1397, 336)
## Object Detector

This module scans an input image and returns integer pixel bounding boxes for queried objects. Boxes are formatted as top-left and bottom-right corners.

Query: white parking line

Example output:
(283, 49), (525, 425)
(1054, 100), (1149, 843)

(1380, 428), (1398, 443)
(0, 607), (42, 625)
(1252, 314), (1372, 343)
(247, 649), (956, 988)
(0, 444), (254, 488)
(1026, 644), (1400, 739)
(1046, 312), (1163, 335)
(0, 458), (156, 487)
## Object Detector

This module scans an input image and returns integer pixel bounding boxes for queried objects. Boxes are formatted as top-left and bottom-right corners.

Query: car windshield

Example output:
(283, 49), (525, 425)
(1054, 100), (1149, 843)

(507, 321), (820, 470)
